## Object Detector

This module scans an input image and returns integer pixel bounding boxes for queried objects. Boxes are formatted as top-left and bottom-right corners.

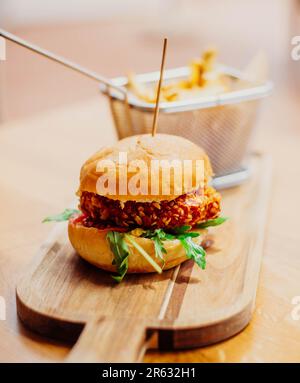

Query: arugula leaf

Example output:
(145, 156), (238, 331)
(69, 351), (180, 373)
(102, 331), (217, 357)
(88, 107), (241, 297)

(171, 219), (229, 269)
(170, 225), (200, 239)
(42, 208), (80, 223)
(164, 233), (176, 240)
(141, 226), (204, 269)
(177, 232), (200, 239)
(171, 225), (192, 234)
(179, 236), (206, 269)
(106, 231), (129, 283)
(196, 217), (228, 229)
(141, 229), (168, 267)
(142, 228), (167, 240)
(167, 225), (206, 269)
(153, 238), (166, 268)
(125, 234), (162, 274)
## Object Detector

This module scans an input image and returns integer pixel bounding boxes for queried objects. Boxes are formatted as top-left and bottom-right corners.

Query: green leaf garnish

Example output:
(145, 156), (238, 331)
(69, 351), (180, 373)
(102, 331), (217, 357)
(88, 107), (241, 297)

(141, 225), (204, 269)
(105, 217), (227, 282)
(196, 217), (228, 229)
(169, 225), (200, 239)
(125, 234), (162, 274)
(177, 232), (200, 239)
(171, 225), (192, 234)
(165, 225), (206, 269)
(107, 231), (129, 283)
(179, 236), (206, 269)
(141, 229), (168, 267)
(42, 208), (80, 223)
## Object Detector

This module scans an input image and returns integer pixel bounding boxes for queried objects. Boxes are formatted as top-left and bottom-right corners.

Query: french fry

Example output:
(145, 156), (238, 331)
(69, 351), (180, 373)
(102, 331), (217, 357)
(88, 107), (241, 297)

(128, 48), (228, 103)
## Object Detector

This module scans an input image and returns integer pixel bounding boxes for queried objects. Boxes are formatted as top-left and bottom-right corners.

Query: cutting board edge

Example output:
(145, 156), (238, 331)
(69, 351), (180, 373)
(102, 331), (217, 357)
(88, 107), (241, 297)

(16, 288), (85, 343)
(154, 301), (253, 350)
(16, 280), (254, 349)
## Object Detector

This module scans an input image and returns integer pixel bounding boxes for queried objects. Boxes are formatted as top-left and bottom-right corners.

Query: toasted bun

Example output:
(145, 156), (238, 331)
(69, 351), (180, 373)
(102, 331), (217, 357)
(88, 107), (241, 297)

(77, 134), (212, 202)
(68, 219), (207, 273)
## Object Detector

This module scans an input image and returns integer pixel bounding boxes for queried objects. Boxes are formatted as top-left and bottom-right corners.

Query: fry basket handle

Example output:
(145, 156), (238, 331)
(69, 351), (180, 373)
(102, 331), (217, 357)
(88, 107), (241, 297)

(0, 28), (128, 100)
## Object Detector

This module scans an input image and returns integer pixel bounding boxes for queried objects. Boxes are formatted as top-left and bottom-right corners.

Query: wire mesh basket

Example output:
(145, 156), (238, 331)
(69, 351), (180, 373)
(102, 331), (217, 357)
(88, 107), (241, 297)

(100, 66), (272, 177)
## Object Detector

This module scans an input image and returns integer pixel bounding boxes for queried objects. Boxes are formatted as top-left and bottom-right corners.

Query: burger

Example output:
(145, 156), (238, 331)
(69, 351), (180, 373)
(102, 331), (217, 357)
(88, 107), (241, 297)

(44, 134), (226, 282)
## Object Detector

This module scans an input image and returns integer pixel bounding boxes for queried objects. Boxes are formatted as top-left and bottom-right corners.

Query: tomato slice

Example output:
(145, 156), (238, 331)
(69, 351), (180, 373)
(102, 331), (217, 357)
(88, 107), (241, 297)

(71, 213), (87, 224)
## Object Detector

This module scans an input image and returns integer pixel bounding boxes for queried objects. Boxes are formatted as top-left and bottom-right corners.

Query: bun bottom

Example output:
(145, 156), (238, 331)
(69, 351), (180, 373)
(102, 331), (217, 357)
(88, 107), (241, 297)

(68, 220), (208, 273)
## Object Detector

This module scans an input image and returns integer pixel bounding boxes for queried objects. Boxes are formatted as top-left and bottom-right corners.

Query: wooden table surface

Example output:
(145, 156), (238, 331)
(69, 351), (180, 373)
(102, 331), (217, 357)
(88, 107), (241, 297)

(0, 80), (300, 362)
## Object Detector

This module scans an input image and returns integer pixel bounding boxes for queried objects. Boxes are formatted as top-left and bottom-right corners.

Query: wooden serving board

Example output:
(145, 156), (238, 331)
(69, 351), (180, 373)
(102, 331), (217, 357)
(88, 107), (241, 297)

(16, 153), (271, 362)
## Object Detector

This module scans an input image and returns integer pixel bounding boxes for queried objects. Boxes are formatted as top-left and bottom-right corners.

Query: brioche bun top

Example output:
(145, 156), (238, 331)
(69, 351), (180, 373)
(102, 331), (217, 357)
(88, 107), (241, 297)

(77, 134), (213, 202)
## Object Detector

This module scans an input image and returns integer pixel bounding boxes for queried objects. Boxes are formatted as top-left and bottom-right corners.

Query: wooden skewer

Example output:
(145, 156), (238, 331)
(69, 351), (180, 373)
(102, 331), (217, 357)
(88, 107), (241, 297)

(151, 38), (168, 136)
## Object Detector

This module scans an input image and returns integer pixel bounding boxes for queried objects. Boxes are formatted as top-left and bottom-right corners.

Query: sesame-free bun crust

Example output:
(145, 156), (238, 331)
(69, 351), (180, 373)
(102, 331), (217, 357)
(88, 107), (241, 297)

(68, 219), (207, 273)
(77, 134), (212, 202)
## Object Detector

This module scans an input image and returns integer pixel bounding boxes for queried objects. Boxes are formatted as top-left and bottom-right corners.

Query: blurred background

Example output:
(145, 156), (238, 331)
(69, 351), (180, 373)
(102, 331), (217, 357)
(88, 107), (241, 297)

(0, 0), (298, 122)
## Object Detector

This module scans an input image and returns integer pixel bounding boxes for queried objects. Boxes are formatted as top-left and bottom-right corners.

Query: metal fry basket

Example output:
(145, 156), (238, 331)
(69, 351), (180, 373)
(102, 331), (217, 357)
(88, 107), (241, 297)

(100, 66), (272, 177)
(0, 29), (272, 179)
